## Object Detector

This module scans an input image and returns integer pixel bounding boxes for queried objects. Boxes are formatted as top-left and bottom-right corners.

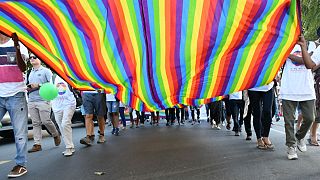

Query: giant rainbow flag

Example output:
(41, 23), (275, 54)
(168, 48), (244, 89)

(0, 0), (301, 111)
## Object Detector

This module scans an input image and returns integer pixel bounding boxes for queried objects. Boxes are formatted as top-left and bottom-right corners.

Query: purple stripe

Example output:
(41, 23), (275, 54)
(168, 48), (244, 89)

(140, 0), (165, 109)
(64, 1), (106, 83)
(24, 1), (79, 79)
(174, 0), (183, 104)
(218, 1), (267, 95)
(195, 1), (223, 99)
(103, 0), (134, 91)
(251, 5), (288, 87)
(174, 0), (183, 105)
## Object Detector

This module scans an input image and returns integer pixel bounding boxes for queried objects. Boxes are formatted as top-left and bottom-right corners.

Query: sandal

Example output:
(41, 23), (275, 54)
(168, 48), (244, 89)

(257, 139), (267, 150)
(307, 139), (320, 146)
(265, 143), (275, 150)
(257, 144), (267, 150)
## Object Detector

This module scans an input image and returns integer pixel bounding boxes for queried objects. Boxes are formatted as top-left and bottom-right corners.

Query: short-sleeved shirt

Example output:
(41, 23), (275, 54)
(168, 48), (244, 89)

(28, 66), (52, 102)
(280, 44), (320, 101)
(0, 39), (28, 97)
(51, 76), (76, 111)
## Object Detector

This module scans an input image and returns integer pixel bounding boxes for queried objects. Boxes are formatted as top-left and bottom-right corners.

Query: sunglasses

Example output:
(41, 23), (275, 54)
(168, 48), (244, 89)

(29, 56), (37, 60)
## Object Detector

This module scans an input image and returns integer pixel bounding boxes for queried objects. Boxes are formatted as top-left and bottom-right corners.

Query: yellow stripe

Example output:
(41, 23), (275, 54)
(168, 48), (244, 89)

(46, 1), (95, 83)
(186, 0), (204, 98)
(207, 1), (246, 96)
(233, 2), (283, 91)
(159, 0), (172, 106)
(79, 1), (122, 91)
(120, 1), (146, 105)
(266, 13), (299, 83)
(0, 20), (62, 69)
(9, 3), (58, 56)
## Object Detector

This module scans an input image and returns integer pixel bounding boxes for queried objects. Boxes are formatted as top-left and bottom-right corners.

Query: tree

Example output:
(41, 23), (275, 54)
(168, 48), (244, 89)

(301, 0), (320, 40)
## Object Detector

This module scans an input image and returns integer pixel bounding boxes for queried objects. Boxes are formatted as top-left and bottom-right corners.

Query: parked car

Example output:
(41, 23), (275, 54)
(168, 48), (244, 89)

(0, 107), (85, 139)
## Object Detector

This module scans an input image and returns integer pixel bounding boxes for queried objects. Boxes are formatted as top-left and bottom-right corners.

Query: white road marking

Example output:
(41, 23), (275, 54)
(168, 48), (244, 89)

(0, 160), (11, 165)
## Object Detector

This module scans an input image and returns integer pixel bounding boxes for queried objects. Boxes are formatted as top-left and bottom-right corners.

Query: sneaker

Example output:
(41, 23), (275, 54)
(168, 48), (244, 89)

(297, 138), (307, 152)
(130, 124), (134, 128)
(7, 165), (27, 178)
(28, 144), (42, 153)
(166, 123), (170, 126)
(216, 125), (221, 130)
(235, 132), (240, 136)
(54, 136), (61, 146)
(97, 135), (106, 144)
(63, 148), (75, 157)
(80, 136), (92, 146)
(111, 128), (116, 134)
(62, 148), (75, 155)
(246, 136), (252, 141)
(287, 146), (298, 160)
(122, 126), (126, 130)
(211, 124), (217, 129)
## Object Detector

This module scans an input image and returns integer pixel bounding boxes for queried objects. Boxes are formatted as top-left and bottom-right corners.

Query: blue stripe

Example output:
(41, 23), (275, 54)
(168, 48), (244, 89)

(224, 0), (272, 93)
(199, 0), (229, 97)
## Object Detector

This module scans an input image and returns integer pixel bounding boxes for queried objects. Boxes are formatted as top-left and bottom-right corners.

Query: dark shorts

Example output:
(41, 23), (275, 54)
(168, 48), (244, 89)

(82, 93), (106, 117)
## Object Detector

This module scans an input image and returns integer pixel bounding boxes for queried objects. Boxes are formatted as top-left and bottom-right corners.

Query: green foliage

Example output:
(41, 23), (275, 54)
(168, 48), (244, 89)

(301, 0), (320, 40)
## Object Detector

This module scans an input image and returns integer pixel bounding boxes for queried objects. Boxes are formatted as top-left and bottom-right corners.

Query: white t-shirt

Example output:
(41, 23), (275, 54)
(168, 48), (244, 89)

(106, 93), (116, 102)
(280, 44), (320, 101)
(51, 76), (76, 111)
(249, 82), (274, 92)
(0, 40), (28, 97)
(229, 91), (242, 100)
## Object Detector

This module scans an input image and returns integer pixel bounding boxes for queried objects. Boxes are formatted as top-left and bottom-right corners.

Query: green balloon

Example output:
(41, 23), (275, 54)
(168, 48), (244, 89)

(39, 83), (58, 101)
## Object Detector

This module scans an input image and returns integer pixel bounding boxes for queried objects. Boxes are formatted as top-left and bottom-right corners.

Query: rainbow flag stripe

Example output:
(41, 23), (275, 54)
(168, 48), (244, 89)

(0, 0), (301, 111)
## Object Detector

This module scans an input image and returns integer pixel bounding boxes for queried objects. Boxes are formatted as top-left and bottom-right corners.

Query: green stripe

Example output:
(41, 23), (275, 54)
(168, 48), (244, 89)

(153, 0), (168, 106)
(229, 0), (278, 93)
(201, 0), (238, 97)
(261, 1), (297, 84)
(181, 0), (197, 104)
(127, 0), (155, 108)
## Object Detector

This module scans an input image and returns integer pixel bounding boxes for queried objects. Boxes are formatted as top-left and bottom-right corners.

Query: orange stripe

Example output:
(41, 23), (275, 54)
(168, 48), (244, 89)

(212, 0), (254, 96)
(241, 3), (288, 89)
(32, 1), (87, 80)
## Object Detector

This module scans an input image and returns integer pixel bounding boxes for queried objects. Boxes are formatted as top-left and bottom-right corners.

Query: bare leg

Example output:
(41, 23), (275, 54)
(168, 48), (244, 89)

(85, 114), (94, 136)
(97, 115), (105, 135)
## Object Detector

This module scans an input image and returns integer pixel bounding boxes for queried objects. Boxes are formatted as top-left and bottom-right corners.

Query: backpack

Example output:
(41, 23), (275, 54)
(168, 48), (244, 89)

(52, 74), (83, 107)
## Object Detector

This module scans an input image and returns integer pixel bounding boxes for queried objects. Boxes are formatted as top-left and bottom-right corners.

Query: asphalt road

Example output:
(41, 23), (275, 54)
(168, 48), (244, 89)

(1, 119), (320, 180)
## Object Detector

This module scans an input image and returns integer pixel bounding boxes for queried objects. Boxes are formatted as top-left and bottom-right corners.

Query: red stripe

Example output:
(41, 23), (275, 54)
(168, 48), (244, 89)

(0, 4), (51, 52)
(212, 1), (256, 96)
(109, 1), (139, 97)
(190, 0), (215, 99)
(67, 0), (111, 82)
(242, 1), (289, 89)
